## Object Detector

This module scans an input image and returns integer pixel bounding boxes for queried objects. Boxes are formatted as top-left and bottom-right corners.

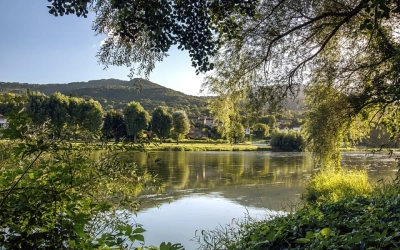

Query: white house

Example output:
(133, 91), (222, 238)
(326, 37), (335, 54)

(0, 114), (7, 128)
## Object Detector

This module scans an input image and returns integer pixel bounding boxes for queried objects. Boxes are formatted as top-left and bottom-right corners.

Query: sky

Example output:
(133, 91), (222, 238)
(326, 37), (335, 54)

(0, 1), (206, 96)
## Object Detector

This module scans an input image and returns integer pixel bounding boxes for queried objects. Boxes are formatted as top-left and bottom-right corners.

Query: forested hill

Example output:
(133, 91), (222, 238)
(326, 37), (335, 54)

(0, 78), (209, 112)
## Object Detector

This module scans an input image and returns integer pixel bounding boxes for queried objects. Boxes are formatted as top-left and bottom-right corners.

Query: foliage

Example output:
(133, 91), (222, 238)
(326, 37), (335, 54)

(123, 101), (150, 143)
(0, 79), (209, 113)
(47, 0), (259, 76)
(0, 109), (165, 249)
(102, 110), (114, 139)
(228, 121), (245, 144)
(26, 91), (49, 127)
(47, 92), (70, 138)
(171, 110), (190, 144)
(302, 168), (373, 204)
(0, 93), (26, 115)
(258, 115), (276, 129)
(252, 123), (269, 139)
(197, 178), (400, 250)
(0, 105), (188, 249)
(151, 106), (173, 143)
(302, 85), (374, 168)
(270, 130), (304, 152)
(199, 0), (400, 167)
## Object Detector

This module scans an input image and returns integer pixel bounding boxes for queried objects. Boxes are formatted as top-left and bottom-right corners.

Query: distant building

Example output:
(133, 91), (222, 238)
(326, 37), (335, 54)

(0, 114), (7, 128)
(204, 117), (214, 127)
(292, 126), (301, 131)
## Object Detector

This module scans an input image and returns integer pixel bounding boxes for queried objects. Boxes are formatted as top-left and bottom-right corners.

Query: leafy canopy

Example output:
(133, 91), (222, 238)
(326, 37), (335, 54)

(47, 0), (259, 76)
(46, 0), (400, 166)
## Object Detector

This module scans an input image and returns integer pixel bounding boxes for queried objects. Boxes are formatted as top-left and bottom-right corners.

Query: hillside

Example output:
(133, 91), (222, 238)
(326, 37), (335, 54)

(0, 79), (209, 112)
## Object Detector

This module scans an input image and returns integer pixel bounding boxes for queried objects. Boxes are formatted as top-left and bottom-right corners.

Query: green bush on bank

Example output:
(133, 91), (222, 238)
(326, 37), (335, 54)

(198, 169), (400, 250)
(270, 130), (304, 152)
(303, 168), (373, 204)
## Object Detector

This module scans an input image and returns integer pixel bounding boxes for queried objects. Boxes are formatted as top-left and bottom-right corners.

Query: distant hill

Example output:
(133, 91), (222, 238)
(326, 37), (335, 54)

(0, 78), (209, 112)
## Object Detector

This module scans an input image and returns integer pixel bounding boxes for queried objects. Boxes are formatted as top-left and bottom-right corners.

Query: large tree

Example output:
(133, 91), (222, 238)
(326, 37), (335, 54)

(151, 106), (173, 143)
(47, 92), (70, 138)
(123, 101), (150, 143)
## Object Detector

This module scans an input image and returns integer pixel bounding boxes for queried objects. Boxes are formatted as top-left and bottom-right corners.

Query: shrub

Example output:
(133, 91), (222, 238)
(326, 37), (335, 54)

(303, 168), (373, 204)
(270, 130), (304, 151)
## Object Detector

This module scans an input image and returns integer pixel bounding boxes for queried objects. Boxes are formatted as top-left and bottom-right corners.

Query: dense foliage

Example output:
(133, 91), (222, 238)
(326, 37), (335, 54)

(252, 123), (269, 140)
(151, 106), (173, 143)
(270, 130), (304, 152)
(171, 111), (190, 144)
(47, 0), (259, 76)
(198, 170), (400, 250)
(123, 101), (150, 143)
(0, 109), (187, 249)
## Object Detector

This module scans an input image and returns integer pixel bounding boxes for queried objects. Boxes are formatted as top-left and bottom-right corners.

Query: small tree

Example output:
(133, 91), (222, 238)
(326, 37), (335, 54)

(151, 106), (172, 143)
(228, 121), (245, 144)
(123, 101), (150, 143)
(172, 110), (190, 144)
(253, 123), (269, 139)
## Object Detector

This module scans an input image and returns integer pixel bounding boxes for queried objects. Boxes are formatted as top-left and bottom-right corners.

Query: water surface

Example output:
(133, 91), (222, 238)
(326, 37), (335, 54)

(120, 151), (398, 249)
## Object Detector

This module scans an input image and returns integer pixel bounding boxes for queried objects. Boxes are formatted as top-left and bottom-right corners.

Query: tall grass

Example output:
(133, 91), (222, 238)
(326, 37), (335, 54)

(303, 168), (373, 204)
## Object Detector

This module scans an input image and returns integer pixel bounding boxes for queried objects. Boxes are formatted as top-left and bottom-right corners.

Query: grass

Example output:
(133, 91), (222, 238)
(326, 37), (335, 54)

(143, 143), (272, 151)
(302, 168), (373, 204)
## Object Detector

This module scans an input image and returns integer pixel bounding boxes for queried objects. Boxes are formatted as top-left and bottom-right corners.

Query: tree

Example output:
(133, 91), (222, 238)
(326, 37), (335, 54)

(102, 110), (127, 141)
(259, 115), (276, 129)
(47, 92), (69, 138)
(171, 110), (190, 144)
(79, 99), (104, 140)
(25, 91), (49, 128)
(202, 0), (400, 166)
(253, 123), (269, 140)
(123, 101), (150, 143)
(228, 121), (245, 144)
(0, 93), (26, 115)
(102, 110), (114, 140)
(112, 110), (127, 141)
(151, 106), (172, 143)
(67, 96), (84, 140)
(47, 0), (259, 76)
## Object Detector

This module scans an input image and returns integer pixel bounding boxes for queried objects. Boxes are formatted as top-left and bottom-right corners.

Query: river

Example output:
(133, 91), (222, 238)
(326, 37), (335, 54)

(114, 151), (398, 249)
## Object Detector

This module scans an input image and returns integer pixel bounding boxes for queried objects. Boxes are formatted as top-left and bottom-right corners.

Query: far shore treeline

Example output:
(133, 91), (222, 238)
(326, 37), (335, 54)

(0, 83), (393, 150)
(0, 90), (280, 146)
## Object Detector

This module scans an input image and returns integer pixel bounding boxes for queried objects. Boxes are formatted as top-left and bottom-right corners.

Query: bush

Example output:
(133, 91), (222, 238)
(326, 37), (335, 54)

(270, 130), (304, 151)
(303, 168), (373, 204)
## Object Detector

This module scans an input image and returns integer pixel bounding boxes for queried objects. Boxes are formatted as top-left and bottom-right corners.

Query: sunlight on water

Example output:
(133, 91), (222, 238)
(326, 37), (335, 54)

(132, 193), (284, 249)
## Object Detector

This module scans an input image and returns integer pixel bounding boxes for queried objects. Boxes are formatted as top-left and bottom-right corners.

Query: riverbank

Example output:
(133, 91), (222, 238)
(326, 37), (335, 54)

(144, 143), (272, 151)
(197, 169), (400, 249)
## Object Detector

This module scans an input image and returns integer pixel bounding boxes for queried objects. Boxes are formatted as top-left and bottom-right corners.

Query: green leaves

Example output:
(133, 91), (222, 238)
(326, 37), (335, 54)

(159, 242), (185, 250)
(0, 114), (165, 249)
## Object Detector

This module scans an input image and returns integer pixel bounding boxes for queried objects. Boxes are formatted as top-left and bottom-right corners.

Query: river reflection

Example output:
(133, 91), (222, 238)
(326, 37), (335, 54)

(109, 151), (399, 249)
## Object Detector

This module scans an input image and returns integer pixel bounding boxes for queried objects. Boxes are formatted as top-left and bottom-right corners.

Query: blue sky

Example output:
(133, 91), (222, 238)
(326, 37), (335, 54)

(0, 0), (205, 96)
